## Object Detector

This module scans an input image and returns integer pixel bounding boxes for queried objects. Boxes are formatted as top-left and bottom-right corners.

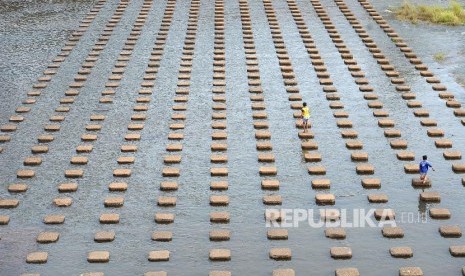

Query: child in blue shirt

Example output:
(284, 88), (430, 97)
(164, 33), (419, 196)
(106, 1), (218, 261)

(419, 155), (435, 184)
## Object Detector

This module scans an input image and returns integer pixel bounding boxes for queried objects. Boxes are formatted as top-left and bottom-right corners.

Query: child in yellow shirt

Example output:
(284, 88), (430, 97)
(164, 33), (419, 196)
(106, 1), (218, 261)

(301, 102), (310, 133)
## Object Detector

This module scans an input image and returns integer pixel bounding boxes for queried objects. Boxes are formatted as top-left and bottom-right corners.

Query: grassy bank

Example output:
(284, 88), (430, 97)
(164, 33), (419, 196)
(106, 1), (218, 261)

(395, 1), (465, 25)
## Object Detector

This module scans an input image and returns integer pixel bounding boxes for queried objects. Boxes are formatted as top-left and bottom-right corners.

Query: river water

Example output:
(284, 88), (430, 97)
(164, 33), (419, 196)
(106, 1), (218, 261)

(1, 0), (465, 275)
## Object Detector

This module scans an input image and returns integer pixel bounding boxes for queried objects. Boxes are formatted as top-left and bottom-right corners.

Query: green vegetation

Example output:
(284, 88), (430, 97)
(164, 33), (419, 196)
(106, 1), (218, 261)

(395, 1), (465, 25)
(434, 52), (446, 62)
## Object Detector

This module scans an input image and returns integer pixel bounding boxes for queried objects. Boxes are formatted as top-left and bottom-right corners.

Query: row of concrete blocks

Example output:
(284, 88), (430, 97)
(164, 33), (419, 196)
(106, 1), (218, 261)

(277, 0), (388, 178)
(318, 0), (465, 255)
(41, 0), (183, 267)
(208, 1), (230, 263)
(298, 0), (464, 223)
(331, 0), (464, 171)
(0, 0), (144, 230)
(307, 0), (422, 168)
(260, 0), (380, 265)
(238, 1), (283, 207)
(280, 1), (460, 256)
(0, 0), (109, 152)
(264, 0), (385, 213)
(24, 0), (156, 207)
(7, 0), (464, 272)
(0, 0), (135, 150)
(2, 0), (179, 218)
(282, 0), (399, 218)
(354, 0), (465, 269)
(321, 0), (465, 251)
(159, 0), (201, 184)
(13, 1), (174, 271)
(315, 0), (464, 240)
(355, 0), (465, 127)
(261, 0), (336, 207)
(265, 0), (465, 263)
(90, 0), (174, 228)
(258, 2), (366, 268)
(22, 158), (465, 181)
(238, 0), (293, 268)
(145, 5), (202, 268)
(111, 0), (181, 212)
(22, 266), (465, 276)
(36, 0), (156, 265)
(53, 0), (155, 207)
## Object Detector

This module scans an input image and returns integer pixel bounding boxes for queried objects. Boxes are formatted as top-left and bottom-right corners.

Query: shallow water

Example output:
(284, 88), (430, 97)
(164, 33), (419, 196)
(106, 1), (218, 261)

(1, 0), (465, 275)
